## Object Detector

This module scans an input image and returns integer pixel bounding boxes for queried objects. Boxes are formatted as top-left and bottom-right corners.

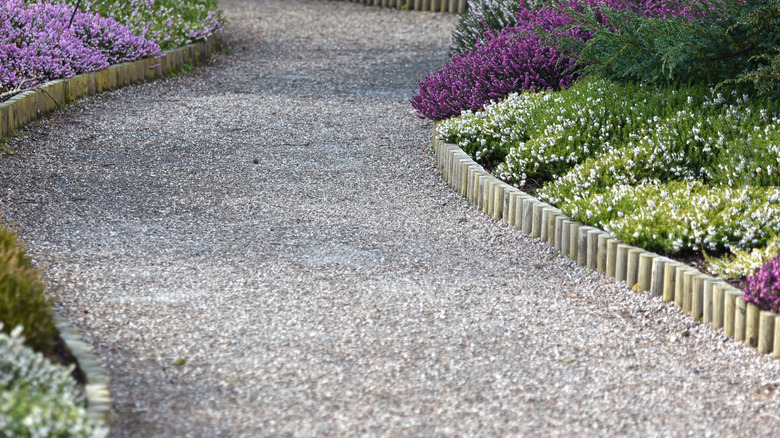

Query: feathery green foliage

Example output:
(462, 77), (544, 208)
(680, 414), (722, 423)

(542, 0), (780, 97)
(724, 0), (780, 96)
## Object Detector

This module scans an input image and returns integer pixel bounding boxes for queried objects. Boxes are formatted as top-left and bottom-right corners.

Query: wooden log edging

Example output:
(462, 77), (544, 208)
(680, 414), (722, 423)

(54, 313), (111, 431)
(1, 37), (219, 141)
(433, 130), (777, 358)
(341, 0), (467, 13)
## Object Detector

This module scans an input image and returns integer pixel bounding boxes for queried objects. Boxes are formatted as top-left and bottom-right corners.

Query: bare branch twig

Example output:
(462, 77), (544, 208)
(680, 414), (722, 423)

(0, 76), (42, 100)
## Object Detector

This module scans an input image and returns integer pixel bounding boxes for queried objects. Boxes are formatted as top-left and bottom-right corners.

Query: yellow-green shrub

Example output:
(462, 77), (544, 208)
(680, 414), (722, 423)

(0, 220), (55, 354)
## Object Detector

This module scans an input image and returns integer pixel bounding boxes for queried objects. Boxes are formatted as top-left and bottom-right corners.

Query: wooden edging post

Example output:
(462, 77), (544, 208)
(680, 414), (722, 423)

(561, 219), (573, 257)
(637, 253), (654, 293)
(597, 234), (610, 274)
(467, 166), (479, 205)
(459, 158), (471, 198)
(587, 229), (602, 271)
(702, 279), (719, 325)
(745, 302), (761, 348)
(662, 262), (679, 303)
(538, 205), (549, 240)
(724, 289), (740, 338)
(531, 202), (545, 239)
(454, 153), (465, 190)
(691, 274), (706, 320)
(484, 176), (496, 214)
(0, 103), (9, 139)
(568, 222), (581, 261)
(773, 315), (780, 359)
(474, 171), (487, 210)
(506, 190), (519, 227)
(554, 216), (566, 252)
(626, 248), (642, 290)
(712, 283), (726, 330)
(493, 183), (505, 221)
(545, 208), (560, 246)
(649, 257), (667, 297)
(578, 226), (595, 267)
(522, 198), (537, 236)
(605, 239), (620, 279)
(463, 163), (473, 202)
(682, 270), (695, 314)
(615, 244), (630, 283)
(503, 188), (518, 225)
(441, 146), (451, 182)
(758, 311), (775, 355)
(480, 176), (489, 212)
(514, 193), (527, 231)
(734, 296), (747, 342)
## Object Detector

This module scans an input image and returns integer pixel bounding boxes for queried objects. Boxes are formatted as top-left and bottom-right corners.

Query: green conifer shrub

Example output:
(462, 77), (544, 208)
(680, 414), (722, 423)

(543, 0), (780, 97)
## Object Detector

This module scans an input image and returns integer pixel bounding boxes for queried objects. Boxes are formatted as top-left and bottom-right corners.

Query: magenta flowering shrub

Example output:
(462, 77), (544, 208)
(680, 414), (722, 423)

(0, 0), (159, 95)
(744, 254), (780, 314)
(411, 3), (585, 120)
(412, 0), (713, 120)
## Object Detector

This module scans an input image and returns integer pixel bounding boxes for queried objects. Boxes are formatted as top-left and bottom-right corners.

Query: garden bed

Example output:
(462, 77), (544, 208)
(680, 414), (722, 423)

(436, 78), (780, 261)
(411, 0), (780, 358)
(434, 132), (780, 358)
(430, 76), (780, 357)
(1, 38), (219, 140)
(0, 0), (224, 104)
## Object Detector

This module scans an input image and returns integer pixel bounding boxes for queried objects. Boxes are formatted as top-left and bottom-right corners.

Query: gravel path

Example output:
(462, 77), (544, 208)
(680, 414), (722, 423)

(2, 0), (780, 436)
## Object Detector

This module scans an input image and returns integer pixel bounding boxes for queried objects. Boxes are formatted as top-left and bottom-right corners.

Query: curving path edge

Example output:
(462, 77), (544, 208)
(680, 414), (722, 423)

(1, 37), (220, 435)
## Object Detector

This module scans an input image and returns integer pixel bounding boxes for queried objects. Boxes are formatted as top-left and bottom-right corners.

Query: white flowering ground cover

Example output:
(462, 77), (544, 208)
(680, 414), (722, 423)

(437, 78), (780, 275)
(0, 324), (107, 438)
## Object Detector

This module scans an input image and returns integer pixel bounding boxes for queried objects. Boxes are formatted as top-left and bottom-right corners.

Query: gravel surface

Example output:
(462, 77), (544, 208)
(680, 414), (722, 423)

(2, 0), (780, 436)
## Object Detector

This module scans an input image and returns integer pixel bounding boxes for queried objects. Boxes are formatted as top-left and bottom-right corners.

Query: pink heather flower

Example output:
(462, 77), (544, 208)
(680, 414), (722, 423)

(1, 0), (159, 94)
(744, 253), (780, 314)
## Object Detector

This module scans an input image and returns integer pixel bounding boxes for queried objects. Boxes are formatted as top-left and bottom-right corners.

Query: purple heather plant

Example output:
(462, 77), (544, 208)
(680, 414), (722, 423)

(411, 0), (713, 120)
(0, 0), (159, 95)
(411, 2), (584, 120)
(744, 253), (780, 314)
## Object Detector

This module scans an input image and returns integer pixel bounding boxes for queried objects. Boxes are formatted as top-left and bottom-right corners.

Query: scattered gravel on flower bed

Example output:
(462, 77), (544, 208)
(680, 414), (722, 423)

(2, 0), (780, 436)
